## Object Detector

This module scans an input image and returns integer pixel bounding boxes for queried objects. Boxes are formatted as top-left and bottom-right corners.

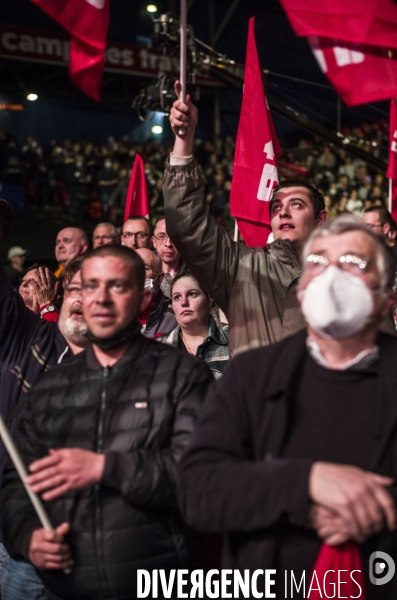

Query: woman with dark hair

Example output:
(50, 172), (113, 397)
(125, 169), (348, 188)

(158, 270), (229, 379)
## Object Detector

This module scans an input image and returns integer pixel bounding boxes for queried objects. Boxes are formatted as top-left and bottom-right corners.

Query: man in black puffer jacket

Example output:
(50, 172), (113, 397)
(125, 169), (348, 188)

(1, 245), (212, 600)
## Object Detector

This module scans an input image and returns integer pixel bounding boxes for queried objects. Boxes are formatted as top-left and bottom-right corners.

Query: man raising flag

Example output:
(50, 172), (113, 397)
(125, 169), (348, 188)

(163, 21), (329, 356)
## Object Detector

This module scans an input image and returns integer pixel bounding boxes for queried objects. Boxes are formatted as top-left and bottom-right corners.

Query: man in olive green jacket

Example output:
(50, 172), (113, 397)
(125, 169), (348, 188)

(163, 85), (328, 357)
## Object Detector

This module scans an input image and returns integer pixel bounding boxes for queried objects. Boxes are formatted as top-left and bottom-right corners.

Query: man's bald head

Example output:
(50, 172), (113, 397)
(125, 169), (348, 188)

(135, 248), (162, 280)
(55, 227), (89, 267)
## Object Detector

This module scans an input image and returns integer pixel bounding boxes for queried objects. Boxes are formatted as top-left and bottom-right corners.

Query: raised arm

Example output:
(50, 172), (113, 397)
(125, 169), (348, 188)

(163, 82), (247, 314)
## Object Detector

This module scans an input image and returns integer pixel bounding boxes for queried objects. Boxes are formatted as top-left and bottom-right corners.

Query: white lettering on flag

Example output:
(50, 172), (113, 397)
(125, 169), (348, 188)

(391, 129), (397, 153)
(85, 0), (106, 9)
(333, 46), (364, 67)
(257, 141), (278, 201)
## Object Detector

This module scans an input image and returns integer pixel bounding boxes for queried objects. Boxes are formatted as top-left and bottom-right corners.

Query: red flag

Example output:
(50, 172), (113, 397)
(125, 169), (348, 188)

(124, 155), (149, 222)
(279, 0), (397, 50)
(31, 0), (110, 101)
(386, 97), (397, 222)
(309, 36), (397, 106)
(230, 17), (281, 247)
(309, 543), (365, 600)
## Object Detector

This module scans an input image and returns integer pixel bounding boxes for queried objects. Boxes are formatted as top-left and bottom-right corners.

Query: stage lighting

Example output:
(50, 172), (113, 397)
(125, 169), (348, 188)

(147, 5), (158, 12)
(151, 125), (163, 134)
(26, 93), (38, 101)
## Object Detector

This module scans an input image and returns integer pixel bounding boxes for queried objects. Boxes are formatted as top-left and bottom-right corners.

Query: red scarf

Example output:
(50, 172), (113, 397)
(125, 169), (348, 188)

(308, 543), (365, 599)
(139, 295), (158, 326)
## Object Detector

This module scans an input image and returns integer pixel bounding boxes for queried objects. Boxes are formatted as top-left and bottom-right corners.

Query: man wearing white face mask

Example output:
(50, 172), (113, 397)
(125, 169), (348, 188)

(179, 214), (397, 599)
(135, 248), (177, 338)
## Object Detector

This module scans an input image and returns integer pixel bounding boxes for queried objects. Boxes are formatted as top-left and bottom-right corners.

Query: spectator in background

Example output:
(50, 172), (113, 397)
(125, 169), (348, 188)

(96, 158), (119, 219)
(346, 188), (363, 215)
(135, 247), (176, 338)
(152, 217), (185, 300)
(4, 246), (27, 289)
(159, 271), (229, 380)
(54, 227), (88, 278)
(121, 216), (152, 250)
(63, 154), (88, 223)
(363, 206), (397, 261)
(19, 267), (60, 321)
(92, 222), (119, 248)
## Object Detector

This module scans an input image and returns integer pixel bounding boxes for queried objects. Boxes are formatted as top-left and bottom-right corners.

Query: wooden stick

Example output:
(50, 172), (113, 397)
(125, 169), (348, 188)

(0, 414), (71, 574)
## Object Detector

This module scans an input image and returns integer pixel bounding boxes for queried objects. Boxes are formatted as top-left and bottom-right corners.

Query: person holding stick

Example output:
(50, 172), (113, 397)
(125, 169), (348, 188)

(1, 245), (211, 600)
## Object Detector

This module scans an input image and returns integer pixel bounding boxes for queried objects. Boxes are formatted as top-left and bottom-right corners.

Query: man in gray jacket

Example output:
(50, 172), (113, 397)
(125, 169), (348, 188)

(163, 85), (328, 356)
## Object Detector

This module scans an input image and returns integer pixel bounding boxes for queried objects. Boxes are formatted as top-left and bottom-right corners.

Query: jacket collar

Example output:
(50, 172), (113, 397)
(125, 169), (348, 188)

(268, 238), (302, 271)
(370, 332), (397, 470)
(163, 317), (228, 348)
(265, 329), (308, 399)
(85, 334), (150, 371)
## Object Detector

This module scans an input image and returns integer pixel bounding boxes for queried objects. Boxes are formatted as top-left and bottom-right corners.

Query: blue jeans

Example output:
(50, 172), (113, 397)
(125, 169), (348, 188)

(0, 543), (47, 600)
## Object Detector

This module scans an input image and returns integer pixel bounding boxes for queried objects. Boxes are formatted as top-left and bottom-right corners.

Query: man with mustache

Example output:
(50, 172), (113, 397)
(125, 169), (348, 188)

(0, 209), (88, 600)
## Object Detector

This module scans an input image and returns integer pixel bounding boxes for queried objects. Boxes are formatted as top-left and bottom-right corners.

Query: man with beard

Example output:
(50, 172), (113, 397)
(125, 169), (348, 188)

(135, 247), (176, 338)
(2, 245), (211, 600)
(0, 253), (88, 600)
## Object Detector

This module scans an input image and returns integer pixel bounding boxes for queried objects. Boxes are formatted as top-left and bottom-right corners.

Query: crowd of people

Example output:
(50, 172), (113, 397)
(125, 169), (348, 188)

(0, 115), (392, 235)
(0, 91), (396, 600)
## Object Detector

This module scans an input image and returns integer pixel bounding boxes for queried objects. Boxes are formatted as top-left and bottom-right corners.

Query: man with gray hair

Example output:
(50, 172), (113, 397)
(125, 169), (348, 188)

(92, 222), (119, 248)
(179, 214), (397, 599)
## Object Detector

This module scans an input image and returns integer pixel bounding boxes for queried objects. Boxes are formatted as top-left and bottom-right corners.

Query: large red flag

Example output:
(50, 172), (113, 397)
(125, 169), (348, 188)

(230, 17), (281, 247)
(308, 36), (397, 107)
(124, 155), (149, 222)
(31, 0), (110, 101)
(386, 98), (397, 222)
(279, 0), (397, 50)
(280, 0), (397, 107)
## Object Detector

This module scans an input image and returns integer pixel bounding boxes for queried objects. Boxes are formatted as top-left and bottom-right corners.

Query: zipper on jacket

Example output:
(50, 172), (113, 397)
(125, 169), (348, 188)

(94, 366), (114, 600)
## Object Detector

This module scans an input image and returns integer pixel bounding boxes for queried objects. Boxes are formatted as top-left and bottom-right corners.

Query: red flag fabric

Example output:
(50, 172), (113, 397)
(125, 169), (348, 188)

(123, 155), (149, 222)
(230, 17), (281, 247)
(386, 97), (397, 222)
(309, 36), (397, 107)
(31, 0), (110, 101)
(279, 0), (397, 50)
(309, 543), (365, 600)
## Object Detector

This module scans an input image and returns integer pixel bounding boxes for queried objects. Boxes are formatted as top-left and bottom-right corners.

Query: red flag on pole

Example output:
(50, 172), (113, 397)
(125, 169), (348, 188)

(230, 17), (281, 247)
(123, 155), (150, 222)
(308, 36), (397, 107)
(31, 0), (110, 101)
(386, 98), (397, 222)
(279, 0), (397, 50)
(280, 0), (397, 106)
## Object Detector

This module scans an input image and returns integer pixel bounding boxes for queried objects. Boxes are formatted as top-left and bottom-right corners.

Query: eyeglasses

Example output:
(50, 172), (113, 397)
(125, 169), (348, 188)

(153, 233), (171, 244)
(121, 232), (150, 240)
(63, 285), (83, 297)
(306, 253), (369, 276)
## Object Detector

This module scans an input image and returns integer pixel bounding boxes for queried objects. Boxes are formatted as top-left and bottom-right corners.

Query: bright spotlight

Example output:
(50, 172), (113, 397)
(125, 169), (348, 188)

(151, 125), (163, 135)
(146, 4), (158, 12)
(26, 93), (38, 101)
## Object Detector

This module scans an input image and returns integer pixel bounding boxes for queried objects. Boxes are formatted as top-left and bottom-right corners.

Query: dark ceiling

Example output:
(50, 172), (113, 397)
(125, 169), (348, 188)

(0, 0), (390, 139)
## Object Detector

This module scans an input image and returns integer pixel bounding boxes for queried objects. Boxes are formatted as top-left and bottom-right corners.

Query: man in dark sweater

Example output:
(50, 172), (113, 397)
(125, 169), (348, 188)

(179, 214), (397, 599)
